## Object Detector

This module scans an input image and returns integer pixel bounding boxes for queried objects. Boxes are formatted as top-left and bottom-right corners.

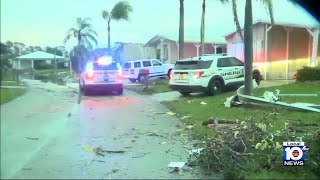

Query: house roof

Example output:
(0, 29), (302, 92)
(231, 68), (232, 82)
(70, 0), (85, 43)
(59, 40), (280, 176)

(145, 34), (226, 46)
(224, 19), (320, 38)
(12, 51), (65, 60)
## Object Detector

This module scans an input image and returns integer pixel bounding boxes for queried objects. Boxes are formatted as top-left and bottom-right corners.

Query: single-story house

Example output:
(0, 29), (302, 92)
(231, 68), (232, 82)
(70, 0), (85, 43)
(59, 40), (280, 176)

(9, 51), (65, 70)
(112, 42), (156, 63)
(225, 20), (320, 80)
(145, 34), (227, 64)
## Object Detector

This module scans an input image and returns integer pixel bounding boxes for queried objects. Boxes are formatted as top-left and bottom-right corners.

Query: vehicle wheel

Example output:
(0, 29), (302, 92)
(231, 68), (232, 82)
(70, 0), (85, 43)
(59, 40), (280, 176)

(137, 74), (142, 83)
(118, 88), (123, 95)
(253, 70), (262, 85)
(179, 91), (190, 96)
(129, 78), (136, 83)
(208, 79), (223, 96)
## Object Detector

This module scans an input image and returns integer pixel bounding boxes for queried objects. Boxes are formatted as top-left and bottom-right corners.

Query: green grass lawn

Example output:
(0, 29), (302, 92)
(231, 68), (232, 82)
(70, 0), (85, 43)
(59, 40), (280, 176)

(0, 88), (27, 104)
(163, 83), (320, 138)
(124, 78), (172, 95)
(0, 81), (22, 86)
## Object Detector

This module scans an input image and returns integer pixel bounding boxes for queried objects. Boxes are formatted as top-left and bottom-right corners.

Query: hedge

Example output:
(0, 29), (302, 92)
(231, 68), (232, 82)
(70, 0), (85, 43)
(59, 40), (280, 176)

(296, 66), (320, 82)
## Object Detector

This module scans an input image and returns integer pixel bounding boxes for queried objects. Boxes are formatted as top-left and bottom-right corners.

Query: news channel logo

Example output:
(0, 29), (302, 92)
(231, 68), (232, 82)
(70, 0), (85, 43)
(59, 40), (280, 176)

(283, 142), (309, 166)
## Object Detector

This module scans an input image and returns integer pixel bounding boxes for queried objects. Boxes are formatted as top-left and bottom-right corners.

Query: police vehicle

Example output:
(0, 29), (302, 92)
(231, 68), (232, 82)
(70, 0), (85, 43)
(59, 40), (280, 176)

(169, 55), (262, 96)
(79, 56), (123, 95)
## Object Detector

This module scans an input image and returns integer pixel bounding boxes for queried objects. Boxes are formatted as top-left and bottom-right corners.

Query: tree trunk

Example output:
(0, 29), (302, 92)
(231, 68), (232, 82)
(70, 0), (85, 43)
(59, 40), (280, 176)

(200, 0), (206, 56)
(108, 20), (111, 52)
(232, 0), (244, 41)
(77, 35), (82, 75)
(179, 0), (184, 60)
(244, 0), (253, 95)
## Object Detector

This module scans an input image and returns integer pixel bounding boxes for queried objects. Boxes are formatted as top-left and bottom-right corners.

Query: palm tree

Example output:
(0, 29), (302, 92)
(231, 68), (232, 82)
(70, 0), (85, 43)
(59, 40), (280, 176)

(102, 1), (133, 51)
(232, 0), (274, 95)
(64, 18), (98, 49)
(64, 17), (98, 73)
(179, 0), (184, 59)
(200, 0), (229, 56)
(200, 0), (206, 56)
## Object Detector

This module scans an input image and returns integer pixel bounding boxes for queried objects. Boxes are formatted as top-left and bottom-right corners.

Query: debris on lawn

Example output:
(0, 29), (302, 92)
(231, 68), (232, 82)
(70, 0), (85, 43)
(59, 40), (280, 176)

(25, 137), (39, 140)
(186, 125), (194, 130)
(224, 80), (320, 112)
(168, 162), (185, 173)
(187, 148), (204, 155)
(161, 142), (168, 145)
(200, 102), (207, 105)
(166, 111), (176, 116)
(181, 115), (191, 120)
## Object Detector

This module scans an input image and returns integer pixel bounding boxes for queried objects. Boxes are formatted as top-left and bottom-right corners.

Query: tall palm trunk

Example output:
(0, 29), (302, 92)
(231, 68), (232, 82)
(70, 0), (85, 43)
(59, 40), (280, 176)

(232, 0), (243, 41)
(77, 34), (82, 74)
(108, 20), (111, 51)
(179, 0), (184, 59)
(244, 0), (253, 95)
(200, 0), (206, 56)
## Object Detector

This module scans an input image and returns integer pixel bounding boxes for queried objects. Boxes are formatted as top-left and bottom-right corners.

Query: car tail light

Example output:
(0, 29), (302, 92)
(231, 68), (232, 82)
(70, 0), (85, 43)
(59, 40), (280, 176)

(117, 69), (123, 81)
(169, 70), (173, 80)
(85, 70), (94, 80)
(130, 69), (134, 74)
(194, 71), (204, 79)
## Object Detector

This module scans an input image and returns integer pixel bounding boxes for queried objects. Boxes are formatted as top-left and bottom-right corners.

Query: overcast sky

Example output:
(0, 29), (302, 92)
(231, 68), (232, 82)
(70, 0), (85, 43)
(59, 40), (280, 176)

(1, 0), (319, 50)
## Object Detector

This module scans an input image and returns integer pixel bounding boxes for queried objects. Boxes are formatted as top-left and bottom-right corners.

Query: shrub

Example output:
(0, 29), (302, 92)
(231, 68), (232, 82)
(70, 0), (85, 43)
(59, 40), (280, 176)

(297, 66), (320, 82)
(188, 112), (320, 179)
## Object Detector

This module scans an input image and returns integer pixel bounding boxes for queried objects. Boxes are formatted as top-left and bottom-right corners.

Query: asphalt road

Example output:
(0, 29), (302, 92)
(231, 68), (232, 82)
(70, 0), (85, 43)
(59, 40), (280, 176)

(1, 80), (220, 179)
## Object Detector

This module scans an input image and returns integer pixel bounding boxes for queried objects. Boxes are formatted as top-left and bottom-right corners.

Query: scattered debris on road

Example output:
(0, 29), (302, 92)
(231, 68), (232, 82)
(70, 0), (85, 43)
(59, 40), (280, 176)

(168, 162), (185, 173)
(26, 137), (39, 140)
(22, 167), (32, 171)
(67, 113), (71, 118)
(132, 152), (148, 158)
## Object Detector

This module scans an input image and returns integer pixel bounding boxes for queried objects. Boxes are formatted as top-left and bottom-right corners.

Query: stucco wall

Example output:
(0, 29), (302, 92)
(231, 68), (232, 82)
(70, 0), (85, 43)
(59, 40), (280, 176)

(226, 23), (318, 80)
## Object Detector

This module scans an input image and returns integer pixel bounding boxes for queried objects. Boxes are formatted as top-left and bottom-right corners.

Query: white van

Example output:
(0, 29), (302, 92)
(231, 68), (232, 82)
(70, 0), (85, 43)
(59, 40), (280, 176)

(123, 59), (174, 83)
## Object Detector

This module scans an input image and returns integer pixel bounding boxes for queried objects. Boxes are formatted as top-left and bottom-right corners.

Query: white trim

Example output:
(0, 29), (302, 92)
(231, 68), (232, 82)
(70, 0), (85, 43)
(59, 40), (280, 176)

(194, 43), (201, 57)
(284, 27), (293, 80)
(264, 24), (272, 80)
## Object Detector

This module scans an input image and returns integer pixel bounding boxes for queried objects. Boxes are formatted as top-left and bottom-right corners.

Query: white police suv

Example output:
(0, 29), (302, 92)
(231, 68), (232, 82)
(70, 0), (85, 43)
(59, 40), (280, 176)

(123, 59), (174, 83)
(79, 56), (123, 95)
(169, 55), (262, 96)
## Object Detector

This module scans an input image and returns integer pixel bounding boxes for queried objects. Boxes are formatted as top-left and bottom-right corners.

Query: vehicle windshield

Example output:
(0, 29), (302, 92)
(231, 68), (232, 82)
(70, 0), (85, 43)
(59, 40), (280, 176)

(93, 62), (119, 70)
(174, 60), (213, 70)
(123, 62), (131, 69)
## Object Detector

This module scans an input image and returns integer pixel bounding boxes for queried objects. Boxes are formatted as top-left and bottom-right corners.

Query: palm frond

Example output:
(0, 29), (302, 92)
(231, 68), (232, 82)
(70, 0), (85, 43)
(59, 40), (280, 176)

(102, 10), (110, 21)
(82, 36), (93, 50)
(111, 1), (133, 21)
(83, 33), (98, 46)
(232, 0), (244, 41)
(259, 0), (274, 24)
(63, 34), (72, 44)
(83, 28), (98, 37)
(219, 0), (229, 4)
